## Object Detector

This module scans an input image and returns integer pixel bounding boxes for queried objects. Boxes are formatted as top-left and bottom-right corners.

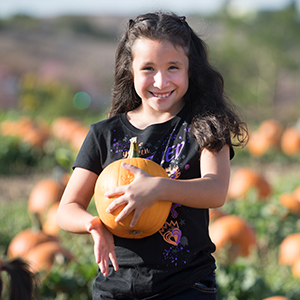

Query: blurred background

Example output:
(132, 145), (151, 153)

(0, 1), (300, 299)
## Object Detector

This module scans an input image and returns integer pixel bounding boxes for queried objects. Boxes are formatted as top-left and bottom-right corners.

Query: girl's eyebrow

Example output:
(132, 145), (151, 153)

(142, 60), (183, 66)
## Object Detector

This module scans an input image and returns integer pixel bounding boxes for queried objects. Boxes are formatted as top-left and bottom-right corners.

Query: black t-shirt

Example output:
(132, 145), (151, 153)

(73, 105), (234, 300)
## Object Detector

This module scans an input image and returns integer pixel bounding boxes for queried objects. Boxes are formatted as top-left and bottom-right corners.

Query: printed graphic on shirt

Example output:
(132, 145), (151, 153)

(109, 121), (194, 268)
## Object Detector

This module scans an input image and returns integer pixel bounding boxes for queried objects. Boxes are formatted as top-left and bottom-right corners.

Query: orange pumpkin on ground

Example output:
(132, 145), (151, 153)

(278, 233), (300, 266)
(210, 215), (256, 259)
(28, 178), (65, 219)
(42, 202), (61, 236)
(292, 257), (300, 279)
(7, 214), (58, 259)
(262, 297), (290, 300)
(227, 168), (272, 200)
(209, 208), (226, 222)
(280, 127), (300, 156)
(293, 185), (300, 202)
(247, 119), (283, 157)
(94, 137), (172, 239)
(279, 193), (300, 216)
(23, 241), (73, 273)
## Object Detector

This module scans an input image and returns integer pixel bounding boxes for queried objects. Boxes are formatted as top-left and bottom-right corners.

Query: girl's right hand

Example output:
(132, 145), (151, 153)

(85, 216), (119, 277)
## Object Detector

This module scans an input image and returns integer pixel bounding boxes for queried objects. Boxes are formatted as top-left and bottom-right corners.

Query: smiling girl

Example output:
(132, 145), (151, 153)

(57, 12), (248, 299)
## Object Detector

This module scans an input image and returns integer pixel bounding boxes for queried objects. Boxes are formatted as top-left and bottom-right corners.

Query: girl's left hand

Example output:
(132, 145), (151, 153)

(104, 163), (162, 227)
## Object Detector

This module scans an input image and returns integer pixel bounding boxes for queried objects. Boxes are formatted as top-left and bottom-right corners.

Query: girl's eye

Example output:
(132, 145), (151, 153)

(143, 67), (154, 71)
(169, 66), (179, 70)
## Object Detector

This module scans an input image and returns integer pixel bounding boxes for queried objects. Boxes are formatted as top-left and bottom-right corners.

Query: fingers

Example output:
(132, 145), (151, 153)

(109, 252), (119, 271)
(130, 209), (143, 227)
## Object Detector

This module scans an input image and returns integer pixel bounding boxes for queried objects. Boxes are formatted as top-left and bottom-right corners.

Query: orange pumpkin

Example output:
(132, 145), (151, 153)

(209, 208), (226, 223)
(262, 297), (290, 300)
(28, 178), (65, 218)
(278, 233), (300, 266)
(23, 241), (73, 273)
(94, 137), (172, 239)
(279, 193), (300, 216)
(293, 185), (300, 202)
(210, 215), (256, 259)
(42, 202), (61, 236)
(291, 257), (300, 279)
(7, 214), (58, 259)
(280, 127), (300, 156)
(247, 119), (283, 157)
(247, 130), (273, 157)
(227, 168), (272, 200)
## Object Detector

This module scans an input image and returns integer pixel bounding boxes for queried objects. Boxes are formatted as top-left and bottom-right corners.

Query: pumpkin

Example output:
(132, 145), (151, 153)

(94, 137), (172, 239)
(28, 178), (65, 219)
(278, 233), (300, 266)
(262, 297), (290, 300)
(247, 130), (273, 157)
(23, 241), (73, 273)
(279, 193), (300, 216)
(209, 208), (226, 223)
(280, 127), (300, 156)
(227, 168), (272, 200)
(42, 202), (61, 236)
(70, 126), (89, 151)
(292, 257), (300, 279)
(247, 119), (283, 157)
(259, 119), (283, 145)
(293, 186), (300, 202)
(51, 117), (82, 143)
(7, 213), (58, 259)
(209, 215), (256, 259)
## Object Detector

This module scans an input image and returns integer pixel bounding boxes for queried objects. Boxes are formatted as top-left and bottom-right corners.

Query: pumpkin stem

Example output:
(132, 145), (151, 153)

(30, 212), (43, 232)
(127, 137), (140, 158)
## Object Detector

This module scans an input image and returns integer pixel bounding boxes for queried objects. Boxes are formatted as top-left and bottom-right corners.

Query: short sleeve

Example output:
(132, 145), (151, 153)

(72, 125), (102, 175)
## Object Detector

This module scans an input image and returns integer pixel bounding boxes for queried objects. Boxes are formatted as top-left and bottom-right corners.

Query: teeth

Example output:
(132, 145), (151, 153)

(152, 92), (171, 98)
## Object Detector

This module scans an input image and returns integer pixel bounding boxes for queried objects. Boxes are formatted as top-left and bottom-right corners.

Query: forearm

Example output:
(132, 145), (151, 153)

(156, 175), (228, 209)
(57, 167), (100, 234)
(57, 201), (96, 234)
(157, 146), (230, 209)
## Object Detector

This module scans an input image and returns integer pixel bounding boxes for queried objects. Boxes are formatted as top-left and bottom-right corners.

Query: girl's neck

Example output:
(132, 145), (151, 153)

(126, 104), (184, 130)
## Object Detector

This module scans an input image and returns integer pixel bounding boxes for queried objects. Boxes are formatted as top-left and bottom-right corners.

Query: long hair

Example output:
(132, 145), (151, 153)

(0, 258), (40, 300)
(109, 12), (248, 151)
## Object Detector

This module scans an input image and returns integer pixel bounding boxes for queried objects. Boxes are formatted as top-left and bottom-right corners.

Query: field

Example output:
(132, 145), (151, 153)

(1, 6), (300, 300)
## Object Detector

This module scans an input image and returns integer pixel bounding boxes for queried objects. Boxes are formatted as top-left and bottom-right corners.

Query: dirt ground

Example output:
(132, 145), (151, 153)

(0, 171), (52, 202)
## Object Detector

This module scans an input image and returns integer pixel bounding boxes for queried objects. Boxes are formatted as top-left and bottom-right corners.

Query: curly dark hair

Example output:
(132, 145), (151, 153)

(109, 12), (248, 151)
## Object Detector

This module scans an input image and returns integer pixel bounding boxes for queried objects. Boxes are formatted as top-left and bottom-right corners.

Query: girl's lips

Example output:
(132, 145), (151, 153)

(150, 91), (174, 99)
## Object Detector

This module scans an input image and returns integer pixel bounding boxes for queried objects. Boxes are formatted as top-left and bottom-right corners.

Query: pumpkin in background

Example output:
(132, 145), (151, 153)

(278, 233), (300, 266)
(227, 168), (272, 200)
(42, 202), (61, 236)
(279, 193), (300, 216)
(262, 297), (290, 300)
(247, 119), (283, 157)
(94, 137), (172, 239)
(23, 241), (73, 274)
(7, 213), (58, 259)
(210, 215), (256, 260)
(28, 178), (65, 219)
(280, 127), (300, 156)
(292, 257), (300, 279)
(293, 185), (300, 202)
(209, 208), (226, 223)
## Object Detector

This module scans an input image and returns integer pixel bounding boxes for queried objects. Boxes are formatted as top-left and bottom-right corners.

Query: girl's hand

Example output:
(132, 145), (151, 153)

(85, 217), (119, 277)
(105, 163), (162, 227)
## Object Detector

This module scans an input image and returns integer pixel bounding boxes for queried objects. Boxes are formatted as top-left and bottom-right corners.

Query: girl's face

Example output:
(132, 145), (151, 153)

(131, 38), (189, 118)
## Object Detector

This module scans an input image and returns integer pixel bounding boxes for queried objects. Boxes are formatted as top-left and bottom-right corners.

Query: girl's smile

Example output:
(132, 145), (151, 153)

(129, 38), (189, 127)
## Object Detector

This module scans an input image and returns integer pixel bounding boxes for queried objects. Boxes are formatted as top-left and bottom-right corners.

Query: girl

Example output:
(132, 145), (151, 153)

(57, 12), (247, 300)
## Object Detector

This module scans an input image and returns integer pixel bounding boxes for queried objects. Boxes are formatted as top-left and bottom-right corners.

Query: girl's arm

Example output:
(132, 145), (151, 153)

(105, 145), (230, 226)
(57, 168), (119, 276)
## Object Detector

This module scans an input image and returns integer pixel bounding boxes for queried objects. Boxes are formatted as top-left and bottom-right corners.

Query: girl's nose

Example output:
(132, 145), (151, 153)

(153, 71), (169, 89)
